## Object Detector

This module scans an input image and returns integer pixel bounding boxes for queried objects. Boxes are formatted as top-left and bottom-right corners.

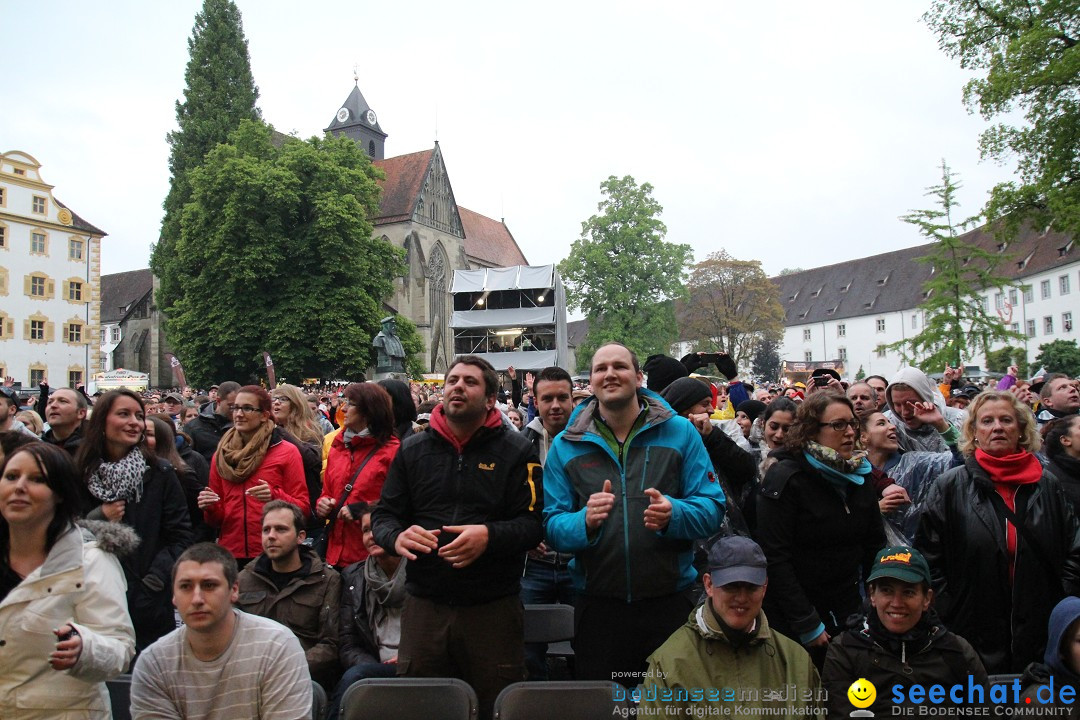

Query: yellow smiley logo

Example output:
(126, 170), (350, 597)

(847, 678), (876, 709)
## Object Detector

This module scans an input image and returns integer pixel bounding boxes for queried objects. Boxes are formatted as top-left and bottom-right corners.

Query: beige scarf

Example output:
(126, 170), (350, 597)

(215, 420), (275, 483)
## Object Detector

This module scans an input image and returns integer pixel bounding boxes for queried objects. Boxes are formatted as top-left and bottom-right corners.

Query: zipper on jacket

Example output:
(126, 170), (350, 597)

(243, 489), (250, 557)
(621, 462), (632, 604)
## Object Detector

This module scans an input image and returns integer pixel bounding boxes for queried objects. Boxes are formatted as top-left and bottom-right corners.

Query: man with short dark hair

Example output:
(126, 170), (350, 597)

(372, 355), (542, 720)
(1037, 374), (1080, 425)
(0, 384), (35, 436)
(42, 387), (88, 454)
(130, 543), (312, 720)
(544, 342), (725, 683)
(846, 382), (879, 419)
(866, 375), (889, 412)
(185, 380), (240, 462)
(236, 501), (341, 686)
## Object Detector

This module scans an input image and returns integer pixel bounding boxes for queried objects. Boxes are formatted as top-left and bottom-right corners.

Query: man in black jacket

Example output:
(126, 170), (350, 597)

(372, 355), (542, 720)
(184, 380), (240, 462)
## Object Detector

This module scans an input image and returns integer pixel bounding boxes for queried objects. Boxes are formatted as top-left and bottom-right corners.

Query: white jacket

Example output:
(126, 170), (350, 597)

(0, 522), (137, 719)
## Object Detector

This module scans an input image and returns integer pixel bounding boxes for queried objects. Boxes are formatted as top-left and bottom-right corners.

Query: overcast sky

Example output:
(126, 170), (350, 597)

(1, 1), (1016, 279)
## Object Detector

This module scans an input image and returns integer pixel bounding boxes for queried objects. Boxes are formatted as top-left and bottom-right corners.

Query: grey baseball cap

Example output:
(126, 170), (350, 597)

(707, 535), (768, 587)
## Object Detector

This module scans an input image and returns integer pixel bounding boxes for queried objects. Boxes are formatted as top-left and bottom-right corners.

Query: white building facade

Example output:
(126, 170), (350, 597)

(0, 151), (104, 389)
(772, 224), (1080, 381)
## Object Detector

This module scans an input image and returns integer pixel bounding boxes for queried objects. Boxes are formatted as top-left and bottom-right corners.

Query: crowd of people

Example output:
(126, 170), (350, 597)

(2, 351), (1080, 718)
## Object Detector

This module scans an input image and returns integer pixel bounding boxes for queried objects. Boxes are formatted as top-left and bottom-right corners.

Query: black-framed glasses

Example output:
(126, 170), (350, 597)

(232, 405), (263, 415)
(818, 418), (860, 432)
(271, 396), (291, 404)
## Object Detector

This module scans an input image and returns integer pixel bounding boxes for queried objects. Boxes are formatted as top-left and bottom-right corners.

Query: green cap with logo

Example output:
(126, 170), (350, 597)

(867, 545), (931, 585)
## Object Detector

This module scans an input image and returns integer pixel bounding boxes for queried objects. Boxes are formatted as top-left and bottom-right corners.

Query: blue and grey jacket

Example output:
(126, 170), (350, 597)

(543, 388), (725, 602)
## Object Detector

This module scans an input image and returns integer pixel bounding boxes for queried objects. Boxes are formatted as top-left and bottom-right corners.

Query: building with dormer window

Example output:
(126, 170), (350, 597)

(0, 151), (104, 389)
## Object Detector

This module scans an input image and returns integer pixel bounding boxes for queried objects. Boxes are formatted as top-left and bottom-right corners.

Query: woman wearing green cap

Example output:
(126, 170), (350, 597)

(821, 545), (987, 716)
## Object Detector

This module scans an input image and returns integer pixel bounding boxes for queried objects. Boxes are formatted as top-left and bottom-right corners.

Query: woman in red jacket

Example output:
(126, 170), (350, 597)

(317, 382), (400, 569)
(198, 385), (309, 564)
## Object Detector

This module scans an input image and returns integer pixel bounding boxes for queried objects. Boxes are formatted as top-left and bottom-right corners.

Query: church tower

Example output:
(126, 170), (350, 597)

(325, 81), (387, 160)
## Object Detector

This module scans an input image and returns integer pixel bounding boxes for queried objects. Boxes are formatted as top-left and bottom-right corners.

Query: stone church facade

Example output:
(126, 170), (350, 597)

(327, 83), (528, 373)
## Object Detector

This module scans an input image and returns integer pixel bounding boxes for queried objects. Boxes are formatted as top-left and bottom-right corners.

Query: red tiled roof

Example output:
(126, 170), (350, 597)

(373, 150), (433, 224)
(459, 206), (528, 267)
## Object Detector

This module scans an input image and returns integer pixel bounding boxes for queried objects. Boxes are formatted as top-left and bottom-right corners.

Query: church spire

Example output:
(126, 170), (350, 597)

(325, 82), (387, 160)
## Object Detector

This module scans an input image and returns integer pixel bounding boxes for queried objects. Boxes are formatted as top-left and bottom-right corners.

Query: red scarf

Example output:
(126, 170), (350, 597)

(975, 448), (1043, 584)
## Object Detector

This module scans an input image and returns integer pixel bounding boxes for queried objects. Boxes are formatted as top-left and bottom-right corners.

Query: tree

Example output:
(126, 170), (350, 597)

(164, 120), (404, 385)
(152, 0), (261, 312)
(1034, 339), (1080, 377)
(752, 338), (782, 382)
(985, 346), (1030, 377)
(854, 365), (867, 381)
(558, 176), (691, 363)
(678, 251), (786, 369)
(777, 267), (805, 276)
(887, 161), (1023, 371)
(925, 0), (1080, 238)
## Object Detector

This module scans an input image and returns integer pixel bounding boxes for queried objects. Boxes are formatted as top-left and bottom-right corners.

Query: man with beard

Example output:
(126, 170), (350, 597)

(372, 355), (542, 720)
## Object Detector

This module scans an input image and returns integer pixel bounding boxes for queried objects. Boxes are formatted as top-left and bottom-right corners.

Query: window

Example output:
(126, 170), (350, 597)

(30, 320), (44, 340)
(68, 370), (83, 388)
(1045, 316), (1054, 335)
(804, 351), (813, 362)
(0, 224), (5, 248)
(1065, 312), (1073, 332)
(30, 276), (45, 297)
(67, 281), (82, 301)
(32, 196), (46, 214)
(1011, 323), (1020, 333)
(911, 315), (917, 329)
(876, 318), (886, 333)
(995, 292), (1004, 310)
(803, 328), (811, 342)
(111, 327), (120, 343)
(838, 347), (847, 361)
(69, 238), (83, 260)
(66, 323), (81, 343)
(13, 168), (25, 176)
(1061, 275), (1071, 295)
(1009, 289), (1018, 305)
(1042, 280), (1052, 299)
(980, 296), (989, 312)
(837, 324), (846, 338)
(876, 344), (886, 358)
(1027, 319), (1036, 337)
(1024, 286), (1033, 303)
(29, 369), (45, 386)
(31, 231), (46, 254)
(0, 187), (4, 205)
(100, 328), (106, 344)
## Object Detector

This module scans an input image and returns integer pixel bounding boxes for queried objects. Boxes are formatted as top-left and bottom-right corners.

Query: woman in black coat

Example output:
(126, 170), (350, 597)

(75, 390), (193, 651)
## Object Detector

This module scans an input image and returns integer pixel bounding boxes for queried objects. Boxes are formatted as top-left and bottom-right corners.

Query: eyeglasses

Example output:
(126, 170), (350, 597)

(818, 418), (860, 433)
(271, 396), (290, 404)
(232, 405), (263, 415)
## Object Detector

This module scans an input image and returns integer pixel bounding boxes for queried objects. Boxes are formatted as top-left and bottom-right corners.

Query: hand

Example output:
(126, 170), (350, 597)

(246, 480), (272, 502)
(912, 401), (947, 431)
(585, 480), (616, 532)
(101, 500), (125, 523)
(805, 629), (830, 648)
(507, 366), (516, 380)
(527, 542), (548, 560)
(197, 488), (220, 510)
(394, 525), (441, 561)
(1007, 365), (1019, 378)
(50, 625), (82, 670)
(525, 371), (535, 388)
(687, 412), (713, 437)
(878, 484), (911, 513)
(338, 504), (355, 522)
(439, 524), (490, 568)
(316, 496), (336, 519)
(643, 488), (672, 531)
(2, 376), (12, 387)
(715, 353), (738, 381)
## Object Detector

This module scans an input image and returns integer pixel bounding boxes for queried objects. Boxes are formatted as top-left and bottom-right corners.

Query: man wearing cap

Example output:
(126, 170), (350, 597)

(822, 545), (987, 716)
(163, 392), (185, 429)
(642, 536), (820, 717)
(0, 383), (36, 437)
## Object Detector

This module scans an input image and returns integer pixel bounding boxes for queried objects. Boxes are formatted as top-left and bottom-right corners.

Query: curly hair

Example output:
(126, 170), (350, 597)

(783, 391), (855, 451)
(960, 390), (1041, 455)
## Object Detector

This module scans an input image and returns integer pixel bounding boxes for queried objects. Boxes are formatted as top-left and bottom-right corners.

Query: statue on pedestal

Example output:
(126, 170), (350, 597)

(372, 316), (406, 376)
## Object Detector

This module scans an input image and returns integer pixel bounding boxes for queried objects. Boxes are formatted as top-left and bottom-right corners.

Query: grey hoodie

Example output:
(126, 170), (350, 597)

(884, 367), (966, 453)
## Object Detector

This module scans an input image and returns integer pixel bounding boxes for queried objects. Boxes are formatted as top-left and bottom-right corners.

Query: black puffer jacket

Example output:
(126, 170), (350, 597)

(754, 449), (885, 643)
(184, 401), (231, 463)
(914, 455), (1080, 674)
(371, 408), (543, 606)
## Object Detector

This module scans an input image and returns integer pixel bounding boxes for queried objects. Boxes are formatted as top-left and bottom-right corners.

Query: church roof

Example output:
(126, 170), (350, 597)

(100, 269), (153, 324)
(770, 222), (1076, 326)
(373, 149), (433, 224)
(458, 206), (528, 267)
(325, 84), (387, 137)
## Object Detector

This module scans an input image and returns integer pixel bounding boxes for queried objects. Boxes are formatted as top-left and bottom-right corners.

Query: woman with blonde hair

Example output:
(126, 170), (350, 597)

(16, 409), (44, 437)
(271, 384), (323, 447)
(916, 390), (1080, 674)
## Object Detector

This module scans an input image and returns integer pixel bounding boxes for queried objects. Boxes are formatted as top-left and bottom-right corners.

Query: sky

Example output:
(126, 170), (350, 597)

(1, 1), (1018, 279)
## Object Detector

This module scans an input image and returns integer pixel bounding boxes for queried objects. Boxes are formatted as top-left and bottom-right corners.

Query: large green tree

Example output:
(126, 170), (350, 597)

(887, 161), (1022, 371)
(558, 176), (691, 365)
(925, 0), (1080, 237)
(1034, 339), (1080, 376)
(152, 0), (261, 310)
(165, 120), (405, 384)
(677, 251), (785, 369)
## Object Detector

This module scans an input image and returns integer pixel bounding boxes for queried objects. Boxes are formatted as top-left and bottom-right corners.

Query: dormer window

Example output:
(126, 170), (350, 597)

(810, 287), (821, 298)
(788, 292), (799, 302)
(1060, 241), (1074, 257)
(877, 274), (889, 286)
(998, 242), (1008, 252)
(839, 283), (851, 293)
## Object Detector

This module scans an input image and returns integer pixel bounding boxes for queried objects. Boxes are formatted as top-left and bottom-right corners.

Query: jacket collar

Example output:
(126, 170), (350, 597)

(561, 387), (675, 443)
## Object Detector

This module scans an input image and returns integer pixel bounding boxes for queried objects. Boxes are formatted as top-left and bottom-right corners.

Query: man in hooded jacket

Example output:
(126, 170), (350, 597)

(884, 367), (966, 453)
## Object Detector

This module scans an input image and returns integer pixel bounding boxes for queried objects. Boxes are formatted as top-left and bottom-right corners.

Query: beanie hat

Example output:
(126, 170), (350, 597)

(736, 399), (767, 423)
(660, 377), (712, 415)
(643, 354), (689, 392)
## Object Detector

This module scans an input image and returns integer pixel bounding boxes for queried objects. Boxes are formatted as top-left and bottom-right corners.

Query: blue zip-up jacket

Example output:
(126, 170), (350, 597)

(543, 388), (725, 602)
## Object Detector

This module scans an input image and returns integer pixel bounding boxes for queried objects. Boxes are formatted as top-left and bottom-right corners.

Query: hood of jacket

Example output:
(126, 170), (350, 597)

(525, 416), (545, 435)
(428, 404), (504, 454)
(886, 367), (947, 411)
(561, 387), (676, 443)
(77, 518), (140, 557)
(1043, 596), (1080, 683)
(688, 602), (774, 648)
(198, 399), (232, 428)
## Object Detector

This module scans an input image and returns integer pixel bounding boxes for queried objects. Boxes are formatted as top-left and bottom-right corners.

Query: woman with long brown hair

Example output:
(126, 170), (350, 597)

(317, 383), (400, 569)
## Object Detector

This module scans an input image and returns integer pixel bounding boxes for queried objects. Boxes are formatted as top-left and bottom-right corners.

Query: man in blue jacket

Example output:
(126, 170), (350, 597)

(544, 342), (726, 683)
